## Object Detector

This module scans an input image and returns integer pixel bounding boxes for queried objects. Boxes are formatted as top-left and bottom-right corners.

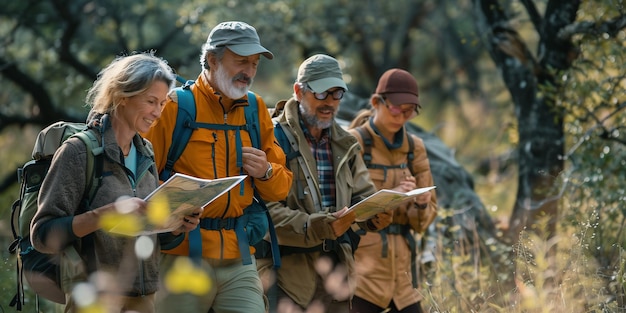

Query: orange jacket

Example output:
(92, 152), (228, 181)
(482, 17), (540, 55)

(143, 72), (292, 260)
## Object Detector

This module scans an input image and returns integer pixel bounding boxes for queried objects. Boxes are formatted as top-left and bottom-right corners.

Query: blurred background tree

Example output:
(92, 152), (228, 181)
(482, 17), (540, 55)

(0, 0), (624, 311)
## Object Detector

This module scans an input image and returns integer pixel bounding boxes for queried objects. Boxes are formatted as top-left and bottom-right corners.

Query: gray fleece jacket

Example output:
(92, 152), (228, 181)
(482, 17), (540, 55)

(30, 114), (178, 297)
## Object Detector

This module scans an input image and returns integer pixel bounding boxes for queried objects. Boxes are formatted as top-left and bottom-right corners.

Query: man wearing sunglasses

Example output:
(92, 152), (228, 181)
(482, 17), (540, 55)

(257, 54), (392, 312)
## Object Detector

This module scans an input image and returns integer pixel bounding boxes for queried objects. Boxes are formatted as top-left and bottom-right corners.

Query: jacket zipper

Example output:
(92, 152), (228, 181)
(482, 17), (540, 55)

(210, 130), (226, 260)
(139, 259), (146, 296)
(133, 153), (153, 296)
(212, 132), (218, 178)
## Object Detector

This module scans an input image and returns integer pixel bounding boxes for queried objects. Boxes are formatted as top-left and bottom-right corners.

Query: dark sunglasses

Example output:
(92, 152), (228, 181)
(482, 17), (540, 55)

(306, 84), (345, 100)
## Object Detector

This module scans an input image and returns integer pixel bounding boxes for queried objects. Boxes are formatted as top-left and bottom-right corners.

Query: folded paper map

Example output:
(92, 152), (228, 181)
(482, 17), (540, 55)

(346, 186), (436, 222)
(107, 173), (246, 236)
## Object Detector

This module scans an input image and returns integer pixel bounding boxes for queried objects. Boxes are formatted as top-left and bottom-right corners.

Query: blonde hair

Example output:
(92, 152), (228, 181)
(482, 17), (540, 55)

(348, 109), (374, 129)
(86, 52), (175, 114)
(348, 93), (381, 129)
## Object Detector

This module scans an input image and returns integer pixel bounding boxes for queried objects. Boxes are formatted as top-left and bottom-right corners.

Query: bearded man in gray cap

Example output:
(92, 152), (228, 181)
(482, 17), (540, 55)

(255, 54), (392, 313)
(144, 21), (293, 313)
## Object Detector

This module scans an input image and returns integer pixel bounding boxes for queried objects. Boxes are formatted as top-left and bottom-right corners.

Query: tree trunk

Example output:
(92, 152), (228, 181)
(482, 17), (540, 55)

(473, 0), (580, 242)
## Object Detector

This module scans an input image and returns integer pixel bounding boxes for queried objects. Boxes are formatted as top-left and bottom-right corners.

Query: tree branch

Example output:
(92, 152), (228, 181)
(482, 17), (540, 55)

(397, 2), (429, 70)
(520, 0), (543, 33)
(0, 57), (55, 119)
(153, 17), (198, 54)
(352, 2), (381, 80)
(558, 14), (626, 40)
(0, 57), (85, 131)
(51, 0), (99, 79)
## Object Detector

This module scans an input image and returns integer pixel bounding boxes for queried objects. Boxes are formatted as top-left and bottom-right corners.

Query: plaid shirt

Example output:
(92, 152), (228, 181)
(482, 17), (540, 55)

(300, 119), (336, 210)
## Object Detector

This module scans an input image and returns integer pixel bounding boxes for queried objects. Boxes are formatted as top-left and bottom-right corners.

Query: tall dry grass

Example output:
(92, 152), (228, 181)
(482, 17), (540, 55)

(421, 212), (625, 313)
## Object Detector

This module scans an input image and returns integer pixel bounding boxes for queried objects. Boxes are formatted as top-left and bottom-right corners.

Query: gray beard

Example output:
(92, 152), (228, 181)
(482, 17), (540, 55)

(299, 104), (333, 130)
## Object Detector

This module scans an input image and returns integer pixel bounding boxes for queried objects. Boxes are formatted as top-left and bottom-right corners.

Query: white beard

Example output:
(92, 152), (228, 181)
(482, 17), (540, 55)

(213, 64), (251, 99)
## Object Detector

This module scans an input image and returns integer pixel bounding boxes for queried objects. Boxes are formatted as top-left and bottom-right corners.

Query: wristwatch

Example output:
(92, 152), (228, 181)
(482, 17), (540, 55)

(260, 163), (273, 181)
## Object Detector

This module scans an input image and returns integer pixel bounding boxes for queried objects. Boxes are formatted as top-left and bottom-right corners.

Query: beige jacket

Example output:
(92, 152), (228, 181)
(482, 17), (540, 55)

(348, 121), (437, 310)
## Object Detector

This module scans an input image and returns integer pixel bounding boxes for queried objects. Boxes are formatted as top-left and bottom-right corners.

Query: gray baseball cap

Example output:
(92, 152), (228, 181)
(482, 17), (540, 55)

(296, 54), (347, 93)
(205, 21), (273, 59)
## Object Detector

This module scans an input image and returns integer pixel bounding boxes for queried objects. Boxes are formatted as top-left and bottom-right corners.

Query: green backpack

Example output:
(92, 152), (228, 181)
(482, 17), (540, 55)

(8, 121), (104, 311)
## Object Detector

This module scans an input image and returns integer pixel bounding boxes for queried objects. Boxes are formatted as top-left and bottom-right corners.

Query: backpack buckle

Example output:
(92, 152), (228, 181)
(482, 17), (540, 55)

(322, 239), (335, 252)
(218, 218), (232, 230)
(8, 238), (20, 254)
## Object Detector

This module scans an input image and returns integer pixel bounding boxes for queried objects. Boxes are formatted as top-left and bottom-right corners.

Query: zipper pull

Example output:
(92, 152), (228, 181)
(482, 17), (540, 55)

(212, 133), (217, 160)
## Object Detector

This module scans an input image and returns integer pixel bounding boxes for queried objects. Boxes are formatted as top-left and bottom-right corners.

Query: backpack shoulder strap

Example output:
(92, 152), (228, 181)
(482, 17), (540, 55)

(245, 91), (260, 149)
(158, 81), (205, 262)
(406, 132), (416, 177)
(72, 128), (105, 207)
(355, 125), (418, 179)
(184, 91), (257, 180)
(354, 126), (372, 167)
(70, 127), (102, 277)
(244, 92), (282, 268)
(160, 83), (196, 181)
(251, 189), (282, 269)
(274, 123), (301, 162)
(276, 122), (322, 211)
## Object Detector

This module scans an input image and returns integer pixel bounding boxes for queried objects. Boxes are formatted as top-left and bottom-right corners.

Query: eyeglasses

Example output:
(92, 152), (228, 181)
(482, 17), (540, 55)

(306, 84), (345, 100)
(381, 97), (419, 117)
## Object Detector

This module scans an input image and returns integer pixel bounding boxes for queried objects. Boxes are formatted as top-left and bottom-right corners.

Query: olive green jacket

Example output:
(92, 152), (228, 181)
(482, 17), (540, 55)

(257, 98), (377, 308)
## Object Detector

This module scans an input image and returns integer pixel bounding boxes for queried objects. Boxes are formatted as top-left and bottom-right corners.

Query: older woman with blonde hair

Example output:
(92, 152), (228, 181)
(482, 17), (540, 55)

(31, 52), (200, 313)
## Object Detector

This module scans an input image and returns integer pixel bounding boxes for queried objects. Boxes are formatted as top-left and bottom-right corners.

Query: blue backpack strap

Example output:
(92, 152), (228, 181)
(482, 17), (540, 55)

(246, 92), (281, 268)
(159, 81), (203, 263)
(175, 74), (188, 85)
(246, 91), (260, 151)
(274, 123), (301, 162)
(258, 190), (281, 269)
(160, 83), (196, 182)
(244, 91), (260, 195)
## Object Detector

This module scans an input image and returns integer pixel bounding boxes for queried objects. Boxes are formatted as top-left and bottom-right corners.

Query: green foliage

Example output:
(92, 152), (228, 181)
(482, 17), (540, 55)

(0, 245), (57, 312)
(419, 0), (626, 311)
(557, 0), (626, 292)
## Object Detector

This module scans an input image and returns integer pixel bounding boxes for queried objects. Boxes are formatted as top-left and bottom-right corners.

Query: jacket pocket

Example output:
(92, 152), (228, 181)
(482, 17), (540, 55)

(187, 129), (219, 172)
(357, 231), (382, 249)
(368, 170), (386, 186)
(60, 246), (88, 294)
